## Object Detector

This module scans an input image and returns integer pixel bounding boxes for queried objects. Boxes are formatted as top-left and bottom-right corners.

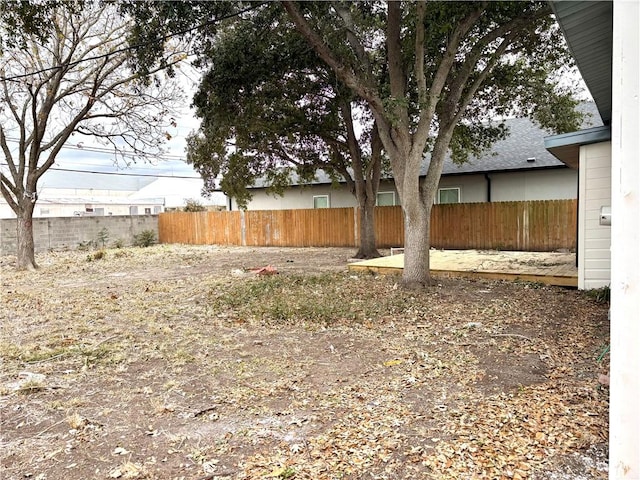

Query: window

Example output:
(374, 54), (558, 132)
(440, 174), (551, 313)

(376, 191), (396, 206)
(85, 204), (94, 213)
(129, 206), (138, 215)
(144, 207), (152, 215)
(437, 187), (460, 204)
(313, 195), (329, 209)
(153, 206), (162, 214)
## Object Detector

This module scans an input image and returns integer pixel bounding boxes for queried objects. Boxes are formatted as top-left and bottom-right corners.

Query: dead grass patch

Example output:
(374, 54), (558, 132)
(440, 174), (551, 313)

(1, 245), (609, 479)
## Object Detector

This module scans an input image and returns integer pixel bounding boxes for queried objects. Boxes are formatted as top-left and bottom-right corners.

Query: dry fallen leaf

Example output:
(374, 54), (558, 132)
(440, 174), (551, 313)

(383, 359), (403, 367)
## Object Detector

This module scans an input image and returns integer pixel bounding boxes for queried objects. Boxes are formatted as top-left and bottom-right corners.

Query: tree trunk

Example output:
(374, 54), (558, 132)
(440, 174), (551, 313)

(355, 198), (380, 259)
(16, 202), (38, 270)
(401, 200), (432, 288)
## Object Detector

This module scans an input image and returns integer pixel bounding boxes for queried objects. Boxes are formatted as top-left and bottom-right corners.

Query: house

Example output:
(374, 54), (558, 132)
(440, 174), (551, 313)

(545, 0), (639, 476)
(545, 2), (613, 291)
(231, 103), (601, 211)
(0, 168), (227, 219)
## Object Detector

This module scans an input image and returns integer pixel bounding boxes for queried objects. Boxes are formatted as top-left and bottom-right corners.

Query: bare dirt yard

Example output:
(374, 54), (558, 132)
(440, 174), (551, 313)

(1, 245), (609, 480)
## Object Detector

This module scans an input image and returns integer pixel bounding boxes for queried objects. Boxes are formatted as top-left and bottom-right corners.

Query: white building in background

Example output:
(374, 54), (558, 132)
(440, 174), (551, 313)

(0, 168), (227, 219)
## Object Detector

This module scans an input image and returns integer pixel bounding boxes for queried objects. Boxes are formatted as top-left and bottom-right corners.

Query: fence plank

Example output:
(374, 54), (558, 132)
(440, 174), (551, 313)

(375, 206), (404, 248)
(158, 199), (577, 252)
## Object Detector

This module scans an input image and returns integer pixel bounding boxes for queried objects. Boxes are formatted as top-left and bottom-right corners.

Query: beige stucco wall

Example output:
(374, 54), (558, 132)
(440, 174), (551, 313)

(238, 168), (577, 210)
(489, 168), (578, 201)
(237, 184), (357, 210)
(434, 174), (488, 202)
(235, 180), (400, 210)
(578, 141), (611, 289)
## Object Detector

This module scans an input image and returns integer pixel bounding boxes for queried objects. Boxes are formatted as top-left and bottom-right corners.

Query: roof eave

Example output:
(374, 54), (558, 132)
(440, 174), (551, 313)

(544, 125), (611, 168)
(549, 1), (613, 125)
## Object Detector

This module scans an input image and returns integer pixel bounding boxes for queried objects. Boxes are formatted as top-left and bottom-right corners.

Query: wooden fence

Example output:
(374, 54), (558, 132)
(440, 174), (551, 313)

(158, 199), (577, 252)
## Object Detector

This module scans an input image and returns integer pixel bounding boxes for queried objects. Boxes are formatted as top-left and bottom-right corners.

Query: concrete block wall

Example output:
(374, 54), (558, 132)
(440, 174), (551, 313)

(0, 215), (159, 255)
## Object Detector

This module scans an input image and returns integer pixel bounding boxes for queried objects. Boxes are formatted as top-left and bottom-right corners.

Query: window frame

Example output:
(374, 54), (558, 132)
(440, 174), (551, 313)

(376, 191), (396, 206)
(313, 195), (330, 209)
(437, 187), (461, 204)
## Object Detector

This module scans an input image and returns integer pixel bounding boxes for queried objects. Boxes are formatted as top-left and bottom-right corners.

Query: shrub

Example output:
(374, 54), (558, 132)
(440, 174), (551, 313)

(133, 230), (156, 247)
(183, 199), (206, 212)
(97, 227), (109, 248)
(112, 238), (125, 249)
(87, 249), (106, 262)
(78, 240), (96, 251)
(586, 285), (610, 304)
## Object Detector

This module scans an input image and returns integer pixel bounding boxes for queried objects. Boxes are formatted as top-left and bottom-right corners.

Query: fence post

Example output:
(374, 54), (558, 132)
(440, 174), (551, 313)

(522, 205), (529, 250)
(240, 210), (246, 246)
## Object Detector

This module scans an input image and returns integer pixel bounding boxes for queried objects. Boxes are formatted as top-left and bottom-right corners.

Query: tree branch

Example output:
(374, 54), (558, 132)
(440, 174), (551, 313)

(412, 3), (486, 151)
(340, 99), (363, 182)
(414, 1), (427, 107)
(452, 36), (513, 126)
(331, 2), (371, 74)
(281, 1), (385, 116)
(1, 173), (20, 213)
(0, 126), (20, 185)
(446, 11), (541, 112)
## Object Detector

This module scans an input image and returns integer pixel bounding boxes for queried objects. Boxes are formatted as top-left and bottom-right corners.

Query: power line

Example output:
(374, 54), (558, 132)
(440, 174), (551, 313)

(3, 136), (188, 162)
(0, 163), (201, 179)
(47, 159), (185, 172)
(47, 166), (201, 179)
(0, 2), (268, 82)
(53, 141), (186, 161)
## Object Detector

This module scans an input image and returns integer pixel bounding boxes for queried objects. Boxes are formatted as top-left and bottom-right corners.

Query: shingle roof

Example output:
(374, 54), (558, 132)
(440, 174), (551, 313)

(438, 102), (602, 175)
(250, 102), (602, 188)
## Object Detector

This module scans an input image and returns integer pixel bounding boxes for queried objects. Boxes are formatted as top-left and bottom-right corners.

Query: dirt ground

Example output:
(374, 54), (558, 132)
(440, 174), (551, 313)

(1, 245), (609, 479)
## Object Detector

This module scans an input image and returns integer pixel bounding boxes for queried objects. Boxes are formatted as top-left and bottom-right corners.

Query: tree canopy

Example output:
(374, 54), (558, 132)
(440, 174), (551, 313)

(184, 5), (385, 257)
(188, 6), (342, 204)
(283, 1), (583, 285)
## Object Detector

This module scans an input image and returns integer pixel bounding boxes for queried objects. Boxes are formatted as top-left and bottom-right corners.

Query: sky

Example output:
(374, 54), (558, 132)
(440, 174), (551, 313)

(49, 116), (202, 180)
(49, 67), (204, 181)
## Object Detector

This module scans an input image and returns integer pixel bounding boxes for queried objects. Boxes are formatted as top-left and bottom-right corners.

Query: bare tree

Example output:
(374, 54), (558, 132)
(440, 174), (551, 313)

(1, 1), (185, 269)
